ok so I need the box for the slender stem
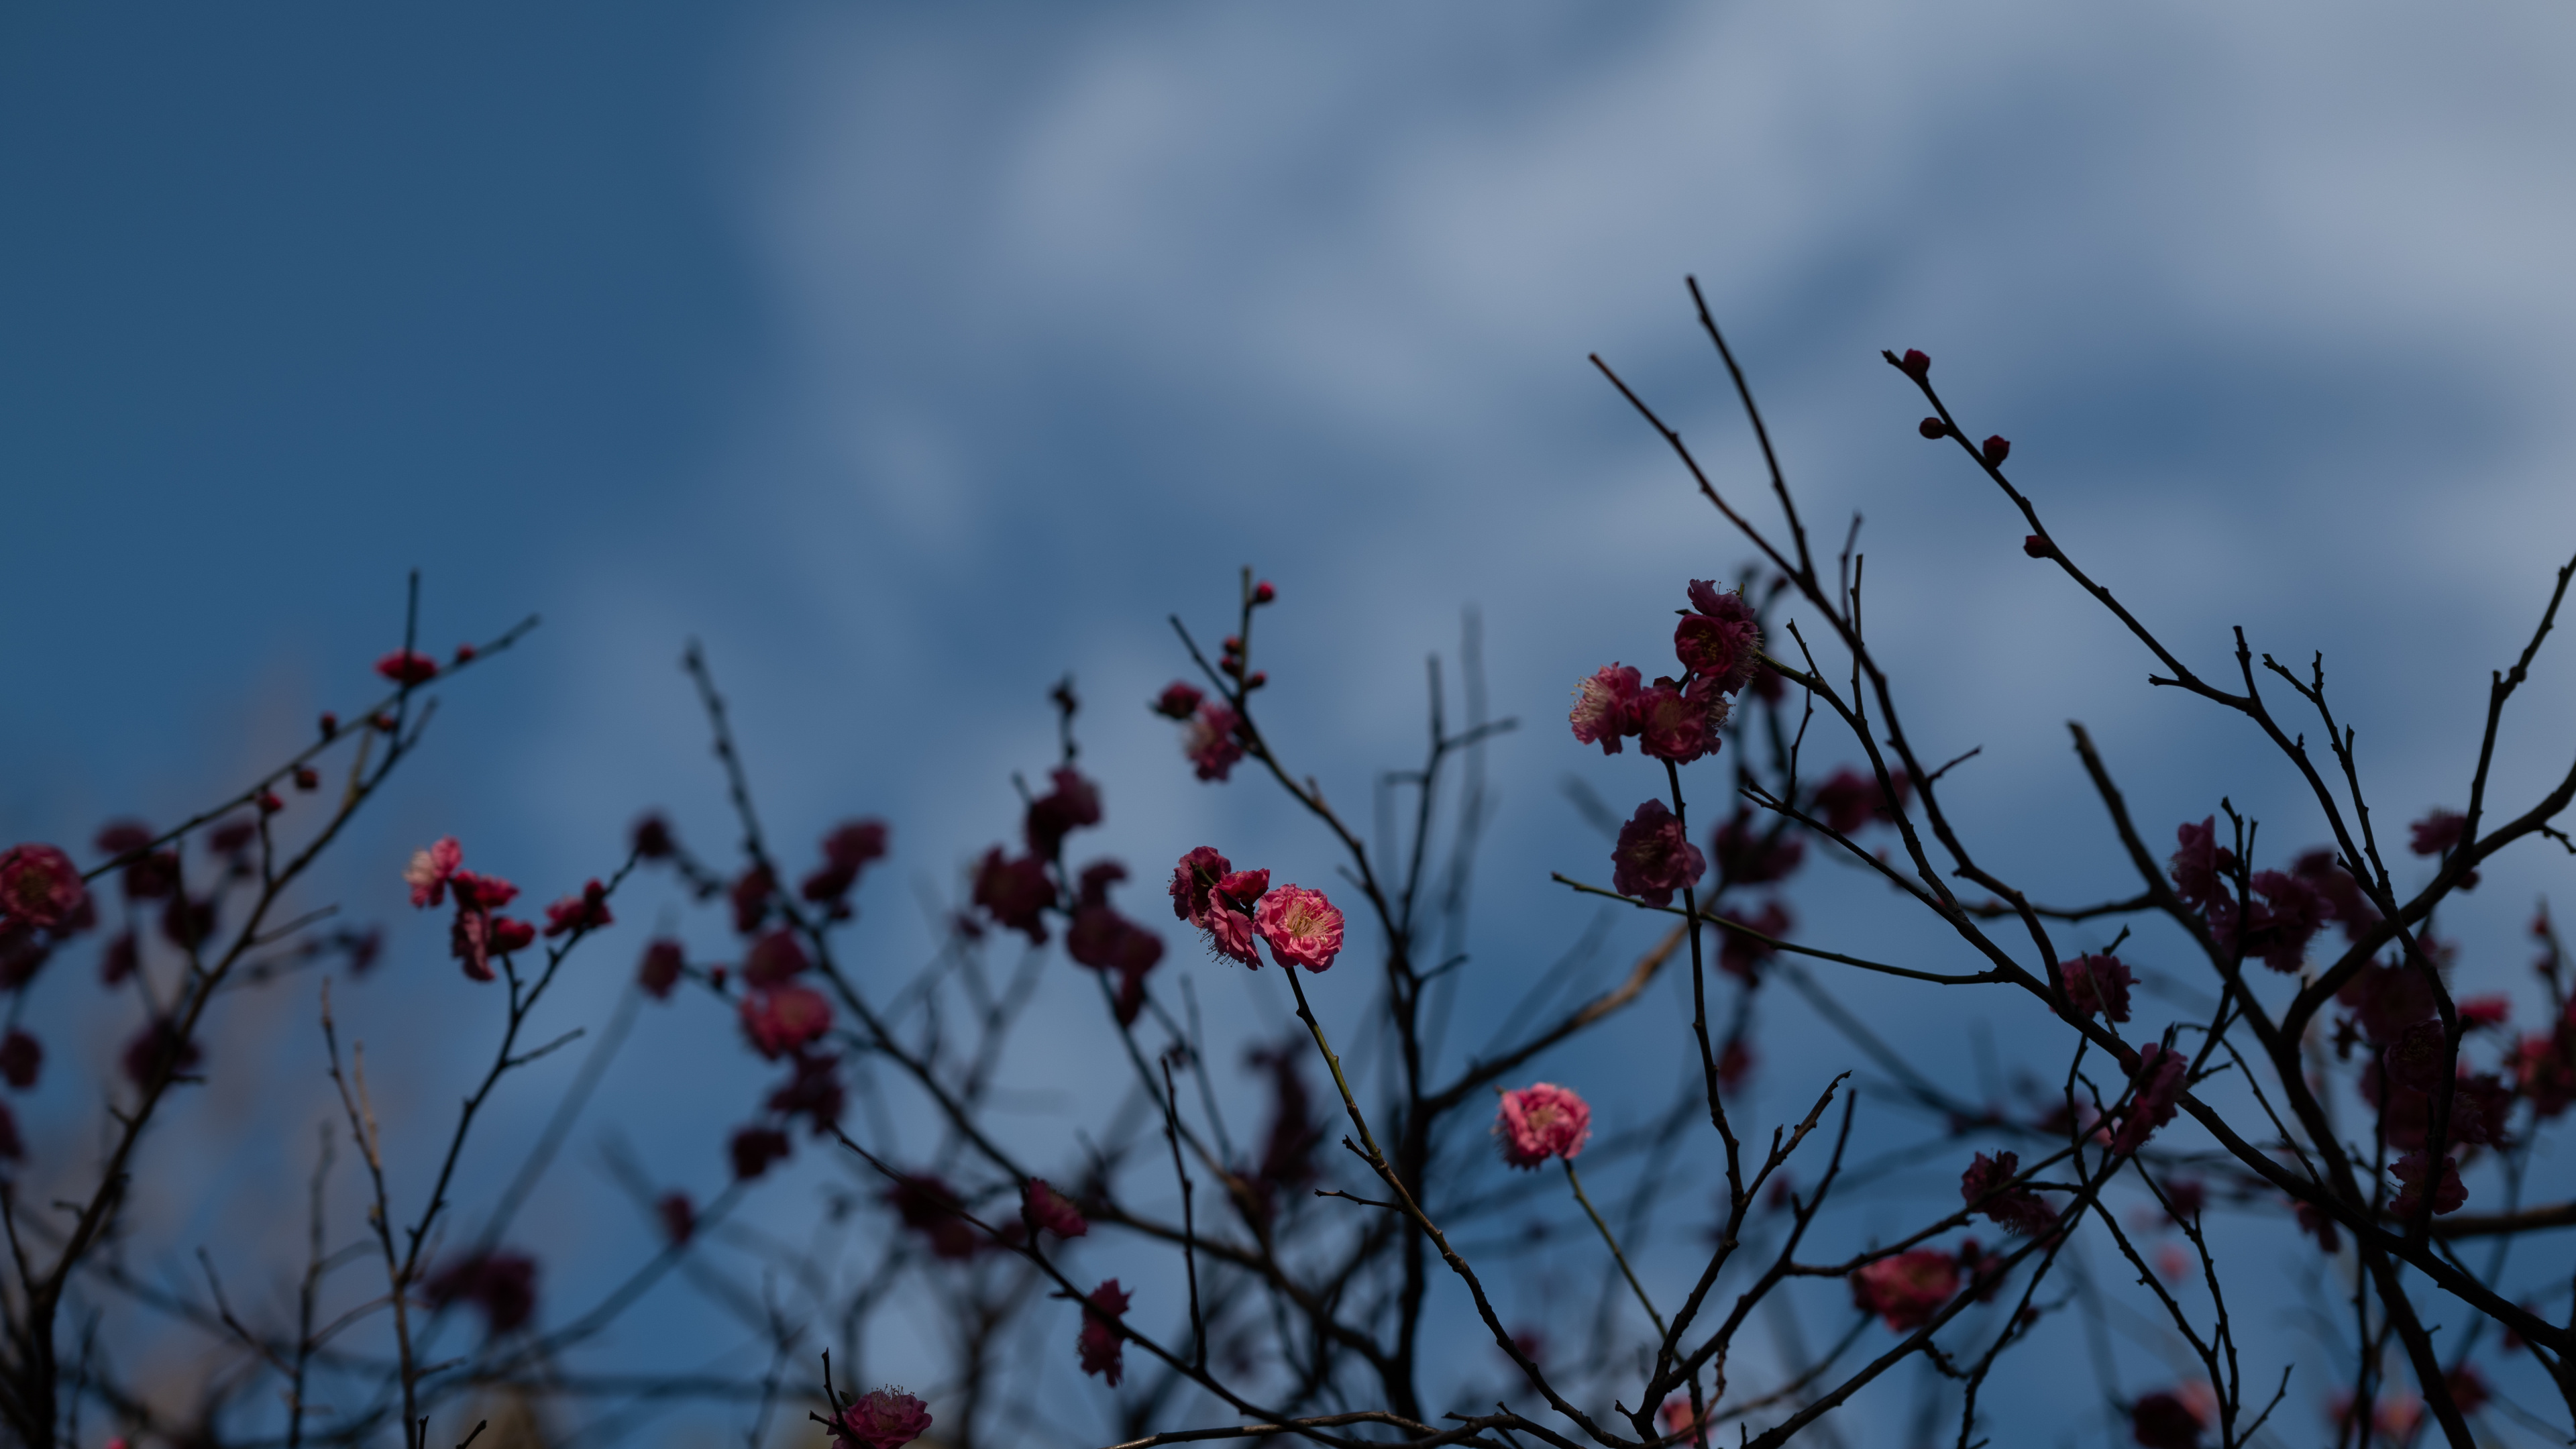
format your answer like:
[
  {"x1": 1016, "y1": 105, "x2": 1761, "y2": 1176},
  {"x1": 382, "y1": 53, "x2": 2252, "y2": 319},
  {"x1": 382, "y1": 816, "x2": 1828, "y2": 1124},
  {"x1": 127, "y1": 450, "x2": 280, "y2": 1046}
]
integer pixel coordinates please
[{"x1": 1564, "y1": 1161, "x2": 1666, "y2": 1339}]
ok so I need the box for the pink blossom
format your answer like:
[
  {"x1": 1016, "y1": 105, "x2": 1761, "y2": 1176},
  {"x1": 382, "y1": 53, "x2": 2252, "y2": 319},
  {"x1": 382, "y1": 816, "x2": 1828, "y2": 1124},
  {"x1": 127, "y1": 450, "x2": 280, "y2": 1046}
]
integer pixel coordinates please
[
  {"x1": 2167, "y1": 818, "x2": 2233, "y2": 914},
  {"x1": 837, "y1": 1388, "x2": 933, "y2": 1449},
  {"x1": 0, "y1": 845, "x2": 87, "y2": 932},
  {"x1": 1184, "y1": 702, "x2": 1246, "y2": 782},
  {"x1": 1169, "y1": 847, "x2": 1231, "y2": 926},
  {"x1": 1611, "y1": 800, "x2": 1704, "y2": 906},
  {"x1": 637, "y1": 938, "x2": 685, "y2": 999},
  {"x1": 541, "y1": 879, "x2": 613, "y2": 938},
  {"x1": 2057, "y1": 953, "x2": 2135, "y2": 1022},
  {"x1": 884, "y1": 1174, "x2": 983, "y2": 1258},
  {"x1": 1959, "y1": 1151, "x2": 2055, "y2": 1236},
  {"x1": 448, "y1": 869, "x2": 519, "y2": 912},
  {"x1": 741, "y1": 928, "x2": 810, "y2": 987},
  {"x1": 1026, "y1": 1178, "x2": 1088, "y2": 1238},
  {"x1": 2128, "y1": 1390, "x2": 2205, "y2": 1449},
  {"x1": 1077, "y1": 1279, "x2": 1132, "y2": 1385},
  {"x1": 1493, "y1": 1082, "x2": 1591, "y2": 1169},
  {"x1": 1897, "y1": 349, "x2": 1931, "y2": 380},
  {"x1": 972, "y1": 849, "x2": 1053, "y2": 944},
  {"x1": 373, "y1": 649, "x2": 439, "y2": 686},
  {"x1": 741, "y1": 983, "x2": 833, "y2": 1060},
  {"x1": 802, "y1": 819, "x2": 892, "y2": 906},
  {"x1": 1152, "y1": 682, "x2": 1205, "y2": 719},
  {"x1": 449, "y1": 910, "x2": 534, "y2": 981},
  {"x1": 1192, "y1": 868, "x2": 1269, "y2": 967},
  {"x1": 1024, "y1": 767, "x2": 1103, "y2": 856},
  {"x1": 1717, "y1": 900, "x2": 1792, "y2": 983},
  {"x1": 1676, "y1": 583, "x2": 1762, "y2": 694},
  {"x1": 0, "y1": 1030, "x2": 41, "y2": 1091},
  {"x1": 1568, "y1": 664, "x2": 1643, "y2": 754},
  {"x1": 1255, "y1": 885, "x2": 1345, "y2": 972},
  {"x1": 1849, "y1": 1250, "x2": 1958, "y2": 1331},
  {"x1": 766, "y1": 1050, "x2": 845, "y2": 1136},
  {"x1": 1634, "y1": 680, "x2": 1723, "y2": 763},
  {"x1": 2409, "y1": 808, "x2": 2466, "y2": 857},
  {"x1": 2108, "y1": 1044, "x2": 2188, "y2": 1156},
  {"x1": 730, "y1": 863, "x2": 775, "y2": 934}
]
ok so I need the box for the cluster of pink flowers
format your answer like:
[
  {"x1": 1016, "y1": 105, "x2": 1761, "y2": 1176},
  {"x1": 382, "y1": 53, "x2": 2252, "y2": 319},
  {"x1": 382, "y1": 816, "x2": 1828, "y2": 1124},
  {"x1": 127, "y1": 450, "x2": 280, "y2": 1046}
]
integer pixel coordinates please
[
  {"x1": 1848, "y1": 1248, "x2": 1957, "y2": 1332},
  {"x1": 404, "y1": 837, "x2": 543, "y2": 982},
  {"x1": 1169, "y1": 849, "x2": 1344, "y2": 973},
  {"x1": 1024, "y1": 1178, "x2": 1088, "y2": 1239},
  {"x1": 2106, "y1": 1044, "x2": 2189, "y2": 1156},
  {"x1": 2167, "y1": 818, "x2": 2330, "y2": 973},
  {"x1": 1568, "y1": 581, "x2": 1760, "y2": 763},
  {"x1": 2056, "y1": 952, "x2": 2134, "y2": 1022},
  {"x1": 1077, "y1": 1279, "x2": 1131, "y2": 1385},
  {"x1": 1493, "y1": 1081, "x2": 1591, "y2": 1169}
]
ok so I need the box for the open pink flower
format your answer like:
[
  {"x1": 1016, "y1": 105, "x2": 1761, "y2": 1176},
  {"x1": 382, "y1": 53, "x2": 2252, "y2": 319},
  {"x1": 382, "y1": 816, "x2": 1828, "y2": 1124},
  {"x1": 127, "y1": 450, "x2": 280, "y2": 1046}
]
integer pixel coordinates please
[
  {"x1": 1675, "y1": 583, "x2": 1762, "y2": 694},
  {"x1": 741, "y1": 983, "x2": 833, "y2": 1060},
  {"x1": 1959, "y1": 1151, "x2": 2055, "y2": 1236},
  {"x1": 2057, "y1": 953, "x2": 2134, "y2": 1022},
  {"x1": 1494, "y1": 1082, "x2": 1591, "y2": 1169},
  {"x1": 1254, "y1": 885, "x2": 1344, "y2": 971},
  {"x1": 837, "y1": 1388, "x2": 933, "y2": 1449},
  {"x1": 1169, "y1": 847, "x2": 1230, "y2": 926},
  {"x1": 1026, "y1": 1178, "x2": 1088, "y2": 1238},
  {"x1": 1077, "y1": 1279, "x2": 1132, "y2": 1385},
  {"x1": 1569, "y1": 664, "x2": 1643, "y2": 754},
  {"x1": 0, "y1": 845, "x2": 87, "y2": 933},
  {"x1": 541, "y1": 879, "x2": 613, "y2": 938},
  {"x1": 1850, "y1": 1249, "x2": 1957, "y2": 1331},
  {"x1": 405, "y1": 839, "x2": 462, "y2": 908},
  {"x1": 1192, "y1": 868, "x2": 1269, "y2": 967}
]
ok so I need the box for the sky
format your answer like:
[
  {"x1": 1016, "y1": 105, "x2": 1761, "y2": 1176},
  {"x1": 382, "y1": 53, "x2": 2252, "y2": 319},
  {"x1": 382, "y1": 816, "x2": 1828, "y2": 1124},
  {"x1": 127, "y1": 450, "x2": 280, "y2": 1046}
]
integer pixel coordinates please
[{"x1": 6, "y1": 3, "x2": 2576, "y2": 1446}]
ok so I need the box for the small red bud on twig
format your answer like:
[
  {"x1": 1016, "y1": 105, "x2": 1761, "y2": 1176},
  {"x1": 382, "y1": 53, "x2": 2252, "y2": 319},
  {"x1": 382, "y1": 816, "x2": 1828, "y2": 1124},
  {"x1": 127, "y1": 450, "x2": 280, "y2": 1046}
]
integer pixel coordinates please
[
  {"x1": 453, "y1": 643, "x2": 478, "y2": 664},
  {"x1": 2023, "y1": 535, "x2": 2052, "y2": 559},
  {"x1": 1898, "y1": 349, "x2": 1931, "y2": 380},
  {"x1": 258, "y1": 791, "x2": 284, "y2": 815},
  {"x1": 318, "y1": 712, "x2": 339, "y2": 739},
  {"x1": 1919, "y1": 417, "x2": 1948, "y2": 440},
  {"x1": 1982, "y1": 435, "x2": 2011, "y2": 466},
  {"x1": 1246, "y1": 672, "x2": 1268, "y2": 690},
  {"x1": 1252, "y1": 580, "x2": 1277, "y2": 604},
  {"x1": 294, "y1": 766, "x2": 321, "y2": 791}
]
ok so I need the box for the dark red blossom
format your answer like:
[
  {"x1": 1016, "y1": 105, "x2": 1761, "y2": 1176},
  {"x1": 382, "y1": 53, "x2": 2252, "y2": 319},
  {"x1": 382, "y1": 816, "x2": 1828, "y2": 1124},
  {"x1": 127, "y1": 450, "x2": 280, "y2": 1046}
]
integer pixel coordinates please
[
  {"x1": 1717, "y1": 901, "x2": 1792, "y2": 984},
  {"x1": 1152, "y1": 682, "x2": 1205, "y2": 719},
  {"x1": 2058, "y1": 953, "x2": 2135, "y2": 1022},
  {"x1": 0, "y1": 1031, "x2": 40, "y2": 1091},
  {"x1": 1611, "y1": 800, "x2": 1705, "y2": 906},
  {"x1": 99, "y1": 932, "x2": 137, "y2": 987},
  {"x1": 1025, "y1": 1179, "x2": 1087, "y2": 1238},
  {"x1": 836, "y1": 1389, "x2": 933, "y2": 1449},
  {"x1": 2167, "y1": 818, "x2": 2233, "y2": 914},
  {"x1": 741, "y1": 928, "x2": 810, "y2": 987},
  {"x1": 2234, "y1": 870, "x2": 2326, "y2": 972},
  {"x1": 729, "y1": 864, "x2": 775, "y2": 935},
  {"x1": 1960, "y1": 1151, "x2": 2055, "y2": 1236},
  {"x1": 887, "y1": 1175, "x2": 983, "y2": 1260},
  {"x1": 2108, "y1": 1044, "x2": 2187, "y2": 1156},
  {"x1": 1077, "y1": 1279, "x2": 1132, "y2": 1385},
  {"x1": 448, "y1": 869, "x2": 519, "y2": 913},
  {"x1": 1024, "y1": 768, "x2": 1102, "y2": 857},
  {"x1": 425, "y1": 1251, "x2": 537, "y2": 1336},
  {"x1": 2382, "y1": 1020, "x2": 2447, "y2": 1093},
  {"x1": 2290, "y1": 849, "x2": 2379, "y2": 941},
  {"x1": 741, "y1": 985, "x2": 833, "y2": 1060},
  {"x1": 2509, "y1": 1018, "x2": 2576, "y2": 1119},
  {"x1": 972, "y1": 850, "x2": 1053, "y2": 944},
  {"x1": 765, "y1": 1051, "x2": 845, "y2": 1136},
  {"x1": 1169, "y1": 848, "x2": 1230, "y2": 927},
  {"x1": 0, "y1": 846, "x2": 87, "y2": 932},
  {"x1": 373, "y1": 649, "x2": 439, "y2": 686},
  {"x1": 2023, "y1": 535, "x2": 2052, "y2": 558},
  {"x1": 293, "y1": 766, "x2": 320, "y2": 791},
  {"x1": 1898, "y1": 349, "x2": 1931, "y2": 380},
  {"x1": 1980, "y1": 435, "x2": 2010, "y2": 466},
  {"x1": 540, "y1": 879, "x2": 612, "y2": 938},
  {"x1": 1850, "y1": 1250, "x2": 1957, "y2": 1331},
  {"x1": 1711, "y1": 809, "x2": 1804, "y2": 886},
  {"x1": 2409, "y1": 808, "x2": 2466, "y2": 857},
  {"x1": 2390, "y1": 1150, "x2": 2466, "y2": 1217},
  {"x1": 121, "y1": 1019, "x2": 202, "y2": 1087},
  {"x1": 1568, "y1": 664, "x2": 1644, "y2": 755},
  {"x1": 450, "y1": 909, "x2": 534, "y2": 982},
  {"x1": 121, "y1": 849, "x2": 180, "y2": 902},
  {"x1": 801, "y1": 819, "x2": 890, "y2": 907},
  {"x1": 1635, "y1": 680, "x2": 1727, "y2": 763},
  {"x1": 657, "y1": 1191, "x2": 694, "y2": 1244},
  {"x1": 0, "y1": 928, "x2": 49, "y2": 991},
  {"x1": 1676, "y1": 582, "x2": 1762, "y2": 694},
  {"x1": 729, "y1": 1126, "x2": 792, "y2": 1180},
  {"x1": 2128, "y1": 1391, "x2": 2204, "y2": 1449},
  {"x1": 1809, "y1": 767, "x2": 1907, "y2": 835},
  {"x1": 631, "y1": 814, "x2": 676, "y2": 859},
  {"x1": 637, "y1": 938, "x2": 686, "y2": 1000}
]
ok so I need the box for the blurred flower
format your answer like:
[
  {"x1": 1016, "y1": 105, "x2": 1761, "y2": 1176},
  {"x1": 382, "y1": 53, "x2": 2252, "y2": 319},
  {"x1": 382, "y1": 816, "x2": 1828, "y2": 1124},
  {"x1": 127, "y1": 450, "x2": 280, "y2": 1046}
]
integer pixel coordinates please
[
  {"x1": 1959, "y1": 1152, "x2": 2055, "y2": 1236},
  {"x1": 2058, "y1": 953, "x2": 2135, "y2": 1023},
  {"x1": 1850, "y1": 1250, "x2": 1957, "y2": 1331},
  {"x1": 1077, "y1": 1279, "x2": 1132, "y2": 1385},
  {"x1": 1183, "y1": 702, "x2": 1246, "y2": 782},
  {"x1": 837, "y1": 1389, "x2": 932, "y2": 1449},
  {"x1": 1495, "y1": 1083, "x2": 1591, "y2": 1169},
  {"x1": 1611, "y1": 800, "x2": 1705, "y2": 907},
  {"x1": 425, "y1": 1250, "x2": 537, "y2": 1336},
  {"x1": 0, "y1": 845, "x2": 87, "y2": 932},
  {"x1": 373, "y1": 649, "x2": 439, "y2": 686},
  {"x1": 741, "y1": 984, "x2": 833, "y2": 1060},
  {"x1": 1026, "y1": 1179, "x2": 1087, "y2": 1238},
  {"x1": 2108, "y1": 1044, "x2": 2188, "y2": 1156}
]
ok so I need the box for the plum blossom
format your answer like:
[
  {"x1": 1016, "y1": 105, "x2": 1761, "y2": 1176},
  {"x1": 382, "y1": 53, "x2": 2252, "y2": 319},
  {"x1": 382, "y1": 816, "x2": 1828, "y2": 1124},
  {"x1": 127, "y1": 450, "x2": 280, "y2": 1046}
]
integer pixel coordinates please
[
  {"x1": 0, "y1": 845, "x2": 87, "y2": 932},
  {"x1": 2057, "y1": 953, "x2": 2135, "y2": 1022},
  {"x1": 541, "y1": 879, "x2": 612, "y2": 938},
  {"x1": 741, "y1": 928, "x2": 810, "y2": 987},
  {"x1": 729, "y1": 1126, "x2": 791, "y2": 1181},
  {"x1": 1568, "y1": 664, "x2": 1642, "y2": 755},
  {"x1": 637, "y1": 938, "x2": 685, "y2": 999},
  {"x1": 1717, "y1": 900, "x2": 1792, "y2": 984},
  {"x1": 1676, "y1": 582, "x2": 1762, "y2": 694},
  {"x1": 1254, "y1": 885, "x2": 1344, "y2": 971},
  {"x1": 1635, "y1": 680, "x2": 1725, "y2": 763},
  {"x1": 0, "y1": 1030, "x2": 42, "y2": 1091},
  {"x1": 1024, "y1": 768, "x2": 1102, "y2": 857},
  {"x1": 1494, "y1": 1082, "x2": 1591, "y2": 1169},
  {"x1": 802, "y1": 819, "x2": 890, "y2": 908},
  {"x1": 1026, "y1": 1179, "x2": 1088, "y2": 1238},
  {"x1": 1959, "y1": 1151, "x2": 2055, "y2": 1236},
  {"x1": 836, "y1": 1389, "x2": 933, "y2": 1449},
  {"x1": 886, "y1": 1175, "x2": 983, "y2": 1259},
  {"x1": 2409, "y1": 808, "x2": 2467, "y2": 857},
  {"x1": 1077, "y1": 1279, "x2": 1132, "y2": 1385},
  {"x1": 1169, "y1": 847, "x2": 1230, "y2": 926},
  {"x1": 2390, "y1": 1150, "x2": 2466, "y2": 1217},
  {"x1": 2129, "y1": 1390, "x2": 2206, "y2": 1449},
  {"x1": 972, "y1": 849, "x2": 1053, "y2": 943},
  {"x1": 2109, "y1": 1044, "x2": 2188, "y2": 1156},
  {"x1": 425, "y1": 1250, "x2": 538, "y2": 1336},
  {"x1": 1849, "y1": 1250, "x2": 1957, "y2": 1331},
  {"x1": 1183, "y1": 702, "x2": 1246, "y2": 781},
  {"x1": 1151, "y1": 682, "x2": 1205, "y2": 719},
  {"x1": 741, "y1": 983, "x2": 833, "y2": 1060},
  {"x1": 1611, "y1": 800, "x2": 1705, "y2": 906}
]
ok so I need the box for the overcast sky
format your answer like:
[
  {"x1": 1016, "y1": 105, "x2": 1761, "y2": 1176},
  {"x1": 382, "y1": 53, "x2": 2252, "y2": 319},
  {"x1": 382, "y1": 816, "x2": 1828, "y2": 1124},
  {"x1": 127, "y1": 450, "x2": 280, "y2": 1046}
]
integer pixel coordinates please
[{"x1": 6, "y1": 4, "x2": 2576, "y2": 1444}]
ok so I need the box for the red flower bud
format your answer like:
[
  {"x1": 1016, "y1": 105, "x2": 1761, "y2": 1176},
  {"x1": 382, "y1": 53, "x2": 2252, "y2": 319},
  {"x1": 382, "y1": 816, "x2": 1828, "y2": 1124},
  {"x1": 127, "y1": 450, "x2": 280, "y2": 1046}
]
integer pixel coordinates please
[
  {"x1": 1252, "y1": 580, "x2": 1277, "y2": 604},
  {"x1": 1898, "y1": 349, "x2": 1931, "y2": 380},
  {"x1": 453, "y1": 643, "x2": 478, "y2": 664},
  {"x1": 1222, "y1": 636, "x2": 1243, "y2": 655},
  {"x1": 2022, "y1": 535, "x2": 2051, "y2": 559},
  {"x1": 294, "y1": 766, "x2": 321, "y2": 791},
  {"x1": 1246, "y1": 671, "x2": 1268, "y2": 690},
  {"x1": 1918, "y1": 417, "x2": 1947, "y2": 440},
  {"x1": 373, "y1": 649, "x2": 439, "y2": 686},
  {"x1": 258, "y1": 791, "x2": 283, "y2": 815},
  {"x1": 1981, "y1": 435, "x2": 2010, "y2": 466},
  {"x1": 317, "y1": 712, "x2": 338, "y2": 739}
]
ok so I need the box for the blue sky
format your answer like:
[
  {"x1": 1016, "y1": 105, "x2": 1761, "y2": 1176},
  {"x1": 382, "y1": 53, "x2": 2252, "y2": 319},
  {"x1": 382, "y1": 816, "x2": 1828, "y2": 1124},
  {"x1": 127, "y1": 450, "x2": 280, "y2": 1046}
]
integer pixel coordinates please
[{"x1": 7, "y1": 3, "x2": 2576, "y2": 1444}]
